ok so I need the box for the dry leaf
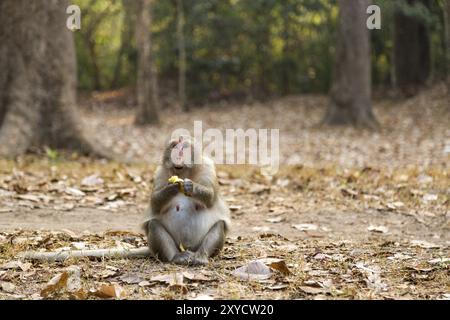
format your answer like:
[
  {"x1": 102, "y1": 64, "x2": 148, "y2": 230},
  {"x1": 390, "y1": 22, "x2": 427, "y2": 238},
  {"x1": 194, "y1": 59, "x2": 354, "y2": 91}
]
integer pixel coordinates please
[
  {"x1": 1, "y1": 281, "x2": 16, "y2": 293},
  {"x1": 1, "y1": 261, "x2": 32, "y2": 272},
  {"x1": 119, "y1": 274, "x2": 143, "y2": 284},
  {"x1": 266, "y1": 217, "x2": 285, "y2": 223},
  {"x1": 299, "y1": 286, "x2": 326, "y2": 295},
  {"x1": 233, "y1": 260, "x2": 272, "y2": 281},
  {"x1": 410, "y1": 240, "x2": 440, "y2": 249},
  {"x1": 81, "y1": 174, "x2": 104, "y2": 187},
  {"x1": 368, "y1": 225, "x2": 389, "y2": 234},
  {"x1": 94, "y1": 284, "x2": 126, "y2": 299},
  {"x1": 151, "y1": 273, "x2": 184, "y2": 286},
  {"x1": 182, "y1": 271, "x2": 211, "y2": 282},
  {"x1": 41, "y1": 272, "x2": 69, "y2": 298},
  {"x1": 65, "y1": 187, "x2": 86, "y2": 197},
  {"x1": 428, "y1": 257, "x2": 450, "y2": 264},
  {"x1": 422, "y1": 194, "x2": 438, "y2": 203},
  {"x1": 292, "y1": 224, "x2": 318, "y2": 231}
]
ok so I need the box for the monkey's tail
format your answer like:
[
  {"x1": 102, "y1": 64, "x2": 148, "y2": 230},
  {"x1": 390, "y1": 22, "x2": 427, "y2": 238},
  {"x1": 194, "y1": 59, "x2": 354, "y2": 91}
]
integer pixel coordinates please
[{"x1": 18, "y1": 247, "x2": 151, "y2": 262}]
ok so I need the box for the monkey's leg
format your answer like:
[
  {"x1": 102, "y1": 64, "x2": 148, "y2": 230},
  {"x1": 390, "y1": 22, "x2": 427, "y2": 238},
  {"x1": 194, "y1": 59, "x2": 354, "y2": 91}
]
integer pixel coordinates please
[
  {"x1": 147, "y1": 220, "x2": 179, "y2": 262},
  {"x1": 172, "y1": 221, "x2": 225, "y2": 266}
]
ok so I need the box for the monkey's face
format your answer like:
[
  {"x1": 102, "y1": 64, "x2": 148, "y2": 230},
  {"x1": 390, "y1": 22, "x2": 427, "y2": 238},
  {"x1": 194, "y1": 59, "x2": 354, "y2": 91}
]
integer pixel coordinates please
[{"x1": 164, "y1": 136, "x2": 195, "y2": 172}]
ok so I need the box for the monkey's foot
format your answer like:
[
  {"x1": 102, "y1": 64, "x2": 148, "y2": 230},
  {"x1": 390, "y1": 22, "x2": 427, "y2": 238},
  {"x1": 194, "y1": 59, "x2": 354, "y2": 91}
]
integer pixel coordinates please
[{"x1": 171, "y1": 251, "x2": 208, "y2": 266}]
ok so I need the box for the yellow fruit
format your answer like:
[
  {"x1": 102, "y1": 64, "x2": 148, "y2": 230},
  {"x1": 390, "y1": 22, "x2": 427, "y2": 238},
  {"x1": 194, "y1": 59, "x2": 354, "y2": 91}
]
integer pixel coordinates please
[{"x1": 168, "y1": 175, "x2": 184, "y2": 193}]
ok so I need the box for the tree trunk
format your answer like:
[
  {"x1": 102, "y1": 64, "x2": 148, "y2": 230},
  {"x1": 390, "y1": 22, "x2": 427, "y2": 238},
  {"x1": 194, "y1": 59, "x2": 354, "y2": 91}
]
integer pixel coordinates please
[
  {"x1": 323, "y1": 0, "x2": 378, "y2": 129},
  {"x1": 176, "y1": 0, "x2": 188, "y2": 112},
  {"x1": 0, "y1": 0, "x2": 105, "y2": 157},
  {"x1": 445, "y1": 0, "x2": 450, "y2": 87},
  {"x1": 393, "y1": 0, "x2": 431, "y2": 96},
  {"x1": 111, "y1": 0, "x2": 135, "y2": 89},
  {"x1": 135, "y1": 0, "x2": 160, "y2": 126}
]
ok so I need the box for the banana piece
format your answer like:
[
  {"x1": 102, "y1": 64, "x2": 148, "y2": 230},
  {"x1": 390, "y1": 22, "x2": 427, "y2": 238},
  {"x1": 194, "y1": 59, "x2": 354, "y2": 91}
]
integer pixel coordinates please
[{"x1": 168, "y1": 175, "x2": 184, "y2": 193}]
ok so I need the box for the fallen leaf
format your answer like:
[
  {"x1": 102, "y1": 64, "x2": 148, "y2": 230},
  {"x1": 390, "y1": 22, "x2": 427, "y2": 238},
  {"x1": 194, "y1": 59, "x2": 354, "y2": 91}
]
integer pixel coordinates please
[
  {"x1": 182, "y1": 271, "x2": 212, "y2": 282},
  {"x1": 410, "y1": 240, "x2": 440, "y2": 249},
  {"x1": 1, "y1": 281, "x2": 16, "y2": 293},
  {"x1": 299, "y1": 286, "x2": 326, "y2": 295},
  {"x1": 93, "y1": 284, "x2": 126, "y2": 299},
  {"x1": 268, "y1": 260, "x2": 291, "y2": 275},
  {"x1": 1, "y1": 261, "x2": 32, "y2": 272},
  {"x1": 151, "y1": 273, "x2": 184, "y2": 286},
  {"x1": 249, "y1": 184, "x2": 270, "y2": 194},
  {"x1": 341, "y1": 188, "x2": 358, "y2": 198},
  {"x1": 233, "y1": 260, "x2": 272, "y2": 281},
  {"x1": 81, "y1": 174, "x2": 104, "y2": 187},
  {"x1": 41, "y1": 266, "x2": 82, "y2": 298},
  {"x1": 40, "y1": 272, "x2": 69, "y2": 298},
  {"x1": 292, "y1": 224, "x2": 318, "y2": 231},
  {"x1": 191, "y1": 294, "x2": 214, "y2": 300},
  {"x1": 266, "y1": 217, "x2": 285, "y2": 223},
  {"x1": 119, "y1": 274, "x2": 144, "y2": 284},
  {"x1": 428, "y1": 257, "x2": 450, "y2": 265},
  {"x1": 16, "y1": 194, "x2": 41, "y2": 202},
  {"x1": 422, "y1": 194, "x2": 438, "y2": 203},
  {"x1": 138, "y1": 281, "x2": 153, "y2": 287},
  {"x1": 267, "y1": 283, "x2": 289, "y2": 290},
  {"x1": 65, "y1": 187, "x2": 85, "y2": 197},
  {"x1": 368, "y1": 225, "x2": 389, "y2": 234}
]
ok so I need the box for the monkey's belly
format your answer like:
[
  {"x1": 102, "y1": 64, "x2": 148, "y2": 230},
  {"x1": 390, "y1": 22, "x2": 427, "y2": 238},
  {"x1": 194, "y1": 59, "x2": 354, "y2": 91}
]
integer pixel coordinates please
[{"x1": 160, "y1": 195, "x2": 217, "y2": 250}]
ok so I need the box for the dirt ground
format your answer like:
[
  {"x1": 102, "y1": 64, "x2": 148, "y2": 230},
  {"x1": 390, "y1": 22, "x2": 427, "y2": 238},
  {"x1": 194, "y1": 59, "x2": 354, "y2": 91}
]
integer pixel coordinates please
[{"x1": 0, "y1": 85, "x2": 448, "y2": 300}]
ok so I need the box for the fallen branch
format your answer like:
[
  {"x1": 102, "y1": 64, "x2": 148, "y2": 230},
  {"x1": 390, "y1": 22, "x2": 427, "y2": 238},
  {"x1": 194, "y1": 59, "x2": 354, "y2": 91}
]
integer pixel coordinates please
[{"x1": 18, "y1": 247, "x2": 151, "y2": 262}]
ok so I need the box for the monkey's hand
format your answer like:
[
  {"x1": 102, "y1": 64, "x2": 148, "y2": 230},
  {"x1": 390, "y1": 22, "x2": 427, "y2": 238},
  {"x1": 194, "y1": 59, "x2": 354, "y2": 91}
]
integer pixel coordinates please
[
  {"x1": 168, "y1": 175, "x2": 185, "y2": 193},
  {"x1": 151, "y1": 183, "x2": 181, "y2": 213},
  {"x1": 183, "y1": 178, "x2": 194, "y2": 196}
]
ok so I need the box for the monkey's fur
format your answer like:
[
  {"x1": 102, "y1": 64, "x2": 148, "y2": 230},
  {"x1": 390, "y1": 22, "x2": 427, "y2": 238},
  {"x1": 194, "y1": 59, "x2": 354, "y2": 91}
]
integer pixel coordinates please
[
  {"x1": 18, "y1": 136, "x2": 230, "y2": 265},
  {"x1": 143, "y1": 136, "x2": 231, "y2": 265}
]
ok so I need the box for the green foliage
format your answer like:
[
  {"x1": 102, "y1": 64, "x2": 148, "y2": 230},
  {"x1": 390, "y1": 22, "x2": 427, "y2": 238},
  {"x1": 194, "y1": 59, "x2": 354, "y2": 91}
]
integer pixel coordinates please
[{"x1": 74, "y1": 0, "x2": 448, "y2": 100}]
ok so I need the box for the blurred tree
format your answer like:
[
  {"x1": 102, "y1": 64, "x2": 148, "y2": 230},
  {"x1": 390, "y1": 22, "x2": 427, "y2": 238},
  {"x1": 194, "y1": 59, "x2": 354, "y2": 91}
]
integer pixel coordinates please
[
  {"x1": 80, "y1": 0, "x2": 118, "y2": 90},
  {"x1": 176, "y1": 0, "x2": 187, "y2": 111},
  {"x1": 0, "y1": 0, "x2": 104, "y2": 157},
  {"x1": 393, "y1": 0, "x2": 432, "y2": 95},
  {"x1": 323, "y1": 0, "x2": 378, "y2": 128},
  {"x1": 111, "y1": 0, "x2": 136, "y2": 88},
  {"x1": 446, "y1": 0, "x2": 450, "y2": 86},
  {"x1": 135, "y1": 0, "x2": 160, "y2": 125}
]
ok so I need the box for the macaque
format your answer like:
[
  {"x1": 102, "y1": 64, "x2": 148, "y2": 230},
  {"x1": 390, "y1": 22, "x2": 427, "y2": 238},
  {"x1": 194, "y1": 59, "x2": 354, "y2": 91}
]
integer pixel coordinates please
[
  {"x1": 18, "y1": 136, "x2": 230, "y2": 265},
  {"x1": 143, "y1": 136, "x2": 231, "y2": 265}
]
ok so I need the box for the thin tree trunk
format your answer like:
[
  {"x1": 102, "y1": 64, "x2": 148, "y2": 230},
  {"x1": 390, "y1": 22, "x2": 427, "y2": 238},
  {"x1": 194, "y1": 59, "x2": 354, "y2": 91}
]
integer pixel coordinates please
[
  {"x1": 135, "y1": 0, "x2": 160, "y2": 126},
  {"x1": 0, "y1": 0, "x2": 112, "y2": 158},
  {"x1": 111, "y1": 0, "x2": 134, "y2": 89},
  {"x1": 393, "y1": 0, "x2": 431, "y2": 96},
  {"x1": 323, "y1": 0, "x2": 378, "y2": 129},
  {"x1": 281, "y1": 3, "x2": 291, "y2": 96},
  {"x1": 445, "y1": 0, "x2": 450, "y2": 87},
  {"x1": 176, "y1": 0, "x2": 188, "y2": 112},
  {"x1": 86, "y1": 37, "x2": 102, "y2": 90}
]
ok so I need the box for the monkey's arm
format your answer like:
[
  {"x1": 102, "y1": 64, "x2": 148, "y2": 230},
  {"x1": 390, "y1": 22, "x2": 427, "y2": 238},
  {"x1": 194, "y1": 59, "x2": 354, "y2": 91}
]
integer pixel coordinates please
[
  {"x1": 190, "y1": 182, "x2": 216, "y2": 207},
  {"x1": 150, "y1": 183, "x2": 180, "y2": 213}
]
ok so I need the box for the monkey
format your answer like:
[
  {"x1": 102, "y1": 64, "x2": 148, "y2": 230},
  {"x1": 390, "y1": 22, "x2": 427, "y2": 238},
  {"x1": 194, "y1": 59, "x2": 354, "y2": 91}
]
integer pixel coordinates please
[
  {"x1": 18, "y1": 136, "x2": 231, "y2": 266},
  {"x1": 143, "y1": 135, "x2": 231, "y2": 265}
]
